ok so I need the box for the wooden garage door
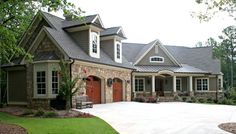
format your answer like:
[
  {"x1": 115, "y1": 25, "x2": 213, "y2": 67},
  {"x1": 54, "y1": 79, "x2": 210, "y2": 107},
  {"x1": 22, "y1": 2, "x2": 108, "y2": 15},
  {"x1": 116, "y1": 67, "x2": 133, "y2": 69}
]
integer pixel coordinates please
[
  {"x1": 86, "y1": 76, "x2": 101, "y2": 104},
  {"x1": 113, "y1": 78, "x2": 122, "y2": 102}
]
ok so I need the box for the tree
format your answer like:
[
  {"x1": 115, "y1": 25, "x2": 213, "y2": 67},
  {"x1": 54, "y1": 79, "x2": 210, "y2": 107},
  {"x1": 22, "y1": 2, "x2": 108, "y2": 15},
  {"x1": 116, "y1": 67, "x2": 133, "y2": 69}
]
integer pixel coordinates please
[
  {"x1": 59, "y1": 60, "x2": 86, "y2": 111},
  {"x1": 0, "y1": 0, "x2": 84, "y2": 63},
  {"x1": 194, "y1": 0, "x2": 236, "y2": 21}
]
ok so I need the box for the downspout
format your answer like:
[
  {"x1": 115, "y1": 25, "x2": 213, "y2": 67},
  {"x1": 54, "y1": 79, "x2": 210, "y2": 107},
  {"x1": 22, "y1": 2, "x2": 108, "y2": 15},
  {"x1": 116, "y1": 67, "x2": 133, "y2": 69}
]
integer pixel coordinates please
[{"x1": 69, "y1": 58, "x2": 75, "y2": 108}]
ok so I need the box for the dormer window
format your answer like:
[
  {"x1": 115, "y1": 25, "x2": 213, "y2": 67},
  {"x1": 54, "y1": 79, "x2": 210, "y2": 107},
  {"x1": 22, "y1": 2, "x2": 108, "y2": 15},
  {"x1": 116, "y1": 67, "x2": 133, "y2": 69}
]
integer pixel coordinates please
[
  {"x1": 114, "y1": 41, "x2": 122, "y2": 63},
  {"x1": 150, "y1": 56, "x2": 164, "y2": 63},
  {"x1": 90, "y1": 32, "x2": 100, "y2": 58}
]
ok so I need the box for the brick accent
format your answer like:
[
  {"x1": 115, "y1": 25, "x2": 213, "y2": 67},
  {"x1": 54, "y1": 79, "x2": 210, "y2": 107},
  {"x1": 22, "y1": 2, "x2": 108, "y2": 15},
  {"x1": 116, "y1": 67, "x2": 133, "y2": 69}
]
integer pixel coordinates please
[{"x1": 71, "y1": 61, "x2": 132, "y2": 107}]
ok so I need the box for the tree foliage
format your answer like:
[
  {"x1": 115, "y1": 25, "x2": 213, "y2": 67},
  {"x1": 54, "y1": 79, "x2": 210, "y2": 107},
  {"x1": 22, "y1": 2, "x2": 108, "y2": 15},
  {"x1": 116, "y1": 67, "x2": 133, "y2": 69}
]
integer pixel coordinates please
[
  {"x1": 194, "y1": 0, "x2": 236, "y2": 21},
  {"x1": 59, "y1": 60, "x2": 86, "y2": 111},
  {"x1": 0, "y1": 0, "x2": 84, "y2": 63}
]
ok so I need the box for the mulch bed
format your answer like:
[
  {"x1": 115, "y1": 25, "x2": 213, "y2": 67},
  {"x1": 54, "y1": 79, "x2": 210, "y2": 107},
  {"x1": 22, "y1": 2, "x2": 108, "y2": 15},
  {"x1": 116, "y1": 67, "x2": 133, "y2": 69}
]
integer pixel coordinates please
[
  {"x1": 219, "y1": 122, "x2": 236, "y2": 134},
  {"x1": 0, "y1": 106, "x2": 93, "y2": 118},
  {"x1": 0, "y1": 123, "x2": 27, "y2": 134}
]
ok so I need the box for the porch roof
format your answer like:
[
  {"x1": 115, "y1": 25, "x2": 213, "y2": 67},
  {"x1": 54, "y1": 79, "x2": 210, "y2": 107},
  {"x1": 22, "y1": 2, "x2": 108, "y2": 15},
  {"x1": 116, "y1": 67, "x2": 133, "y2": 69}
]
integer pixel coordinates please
[{"x1": 134, "y1": 64, "x2": 210, "y2": 74}]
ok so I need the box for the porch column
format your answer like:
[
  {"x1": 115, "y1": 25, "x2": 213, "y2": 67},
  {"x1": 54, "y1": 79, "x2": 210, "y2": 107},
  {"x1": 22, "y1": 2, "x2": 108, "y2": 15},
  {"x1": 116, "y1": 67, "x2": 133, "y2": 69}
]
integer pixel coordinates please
[
  {"x1": 173, "y1": 76, "x2": 177, "y2": 96},
  {"x1": 189, "y1": 76, "x2": 194, "y2": 96},
  {"x1": 152, "y1": 75, "x2": 156, "y2": 97},
  {"x1": 132, "y1": 75, "x2": 136, "y2": 98}
]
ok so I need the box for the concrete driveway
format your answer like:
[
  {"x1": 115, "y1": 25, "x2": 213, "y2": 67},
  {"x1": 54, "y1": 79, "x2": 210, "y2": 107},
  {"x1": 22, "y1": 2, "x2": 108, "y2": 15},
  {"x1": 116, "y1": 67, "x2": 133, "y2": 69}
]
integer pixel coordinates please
[{"x1": 77, "y1": 102, "x2": 236, "y2": 134}]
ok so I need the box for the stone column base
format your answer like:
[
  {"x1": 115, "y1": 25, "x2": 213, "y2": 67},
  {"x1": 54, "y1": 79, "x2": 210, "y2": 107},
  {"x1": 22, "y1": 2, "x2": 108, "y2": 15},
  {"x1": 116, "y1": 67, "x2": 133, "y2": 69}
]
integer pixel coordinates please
[
  {"x1": 189, "y1": 91, "x2": 194, "y2": 97},
  {"x1": 173, "y1": 92, "x2": 178, "y2": 97},
  {"x1": 152, "y1": 92, "x2": 156, "y2": 97}
]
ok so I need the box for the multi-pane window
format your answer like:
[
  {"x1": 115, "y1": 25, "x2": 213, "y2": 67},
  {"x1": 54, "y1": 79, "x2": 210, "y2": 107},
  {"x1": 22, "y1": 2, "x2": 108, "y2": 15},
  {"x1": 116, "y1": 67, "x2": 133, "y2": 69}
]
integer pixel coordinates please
[
  {"x1": 135, "y1": 78, "x2": 145, "y2": 92},
  {"x1": 37, "y1": 71, "x2": 46, "y2": 94},
  {"x1": 92, "y1": 32, "x2": 98, "y2": 54},
  {"x1": 176, "y1": 78, "x2": 182, "y2": 91},
  {"x1": 196, "y1": 78, "x2": 208, "y2": 91},
  {"x1": 150, "y1": 56, "x2": 164, "y2": 63},
  {"x1": 52, "y1": 71, "x2": 59, "y2": 94},
  {"x1": 218, "y1": 78, "x2": 222, "y2": 90},
  {"x1": 117, "y1": 43, "x2": 120, "y2": 59}
]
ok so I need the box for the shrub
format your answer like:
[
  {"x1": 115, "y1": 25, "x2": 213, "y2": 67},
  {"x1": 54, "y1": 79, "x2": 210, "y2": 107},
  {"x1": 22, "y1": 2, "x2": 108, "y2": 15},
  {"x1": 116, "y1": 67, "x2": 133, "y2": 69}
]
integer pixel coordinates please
[
  {"x1": 198, "y1": 98, "x2": 206, "y2": 103},
  {"x1": 34, "y1": 110, "x2": 45, "y2": 117},
  {"x1": 190, "y1": 97, "x2": 197, "y2": 103},
  {"x1": 146, "y1": 97, "x2": 157, "y2": 103},
  {"x1": 174, "y1": 95, "x2": 182, "y2": 101},
  {"x1": 182, "y1": 97, "x2": 187, "y2": 102},
  {"x1": 221, "y1": 99, "x2": 234, "y2": 105},
  {"x1": 134, "y1": 97, "x2": 145, "y2": 102},
  {"x1": 44, "y1": 111, "x2": 58, "y2": 118},
  {"x1": 206, "y1": 98, "x2": 214, "y2": 103},
  {"x1": 22, "y1": 109, "x2": 34, "y2": 116}
]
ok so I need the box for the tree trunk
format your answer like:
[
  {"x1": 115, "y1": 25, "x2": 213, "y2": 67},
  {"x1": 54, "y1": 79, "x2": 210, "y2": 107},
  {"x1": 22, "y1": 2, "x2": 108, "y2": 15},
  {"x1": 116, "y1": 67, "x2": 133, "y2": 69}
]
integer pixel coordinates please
[{"x1": 66, "y1": 95, "x2": 71, "y2": 112}]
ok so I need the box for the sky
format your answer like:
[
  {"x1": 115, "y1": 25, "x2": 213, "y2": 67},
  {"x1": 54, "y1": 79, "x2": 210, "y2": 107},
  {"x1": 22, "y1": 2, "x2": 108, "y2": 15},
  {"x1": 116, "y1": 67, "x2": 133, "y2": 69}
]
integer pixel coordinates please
[{"x1": 57, "y1": 0, "x2": 236, "y2": 47}]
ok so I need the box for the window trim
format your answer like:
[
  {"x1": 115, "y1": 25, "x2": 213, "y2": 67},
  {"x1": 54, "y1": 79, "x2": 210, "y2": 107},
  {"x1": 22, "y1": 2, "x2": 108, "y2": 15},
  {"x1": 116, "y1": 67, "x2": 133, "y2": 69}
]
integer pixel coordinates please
[
  {"x1": 176, "y1": 78, "x2": 182, "y2": 91},
  {"x1": 195, "y1": 78, "x2": 209, "y2": 91},
  {"x1": 90, "y1": 32, "x2": 100, "y2": 58},
  {"x1": 149, "y1": 56, "x2": 164, "y2": 63},
  {"x1": 114, "y1": 41, "x2": 122, "y2": 63},
  {"x1": 51, "y1": 71, "x2": 59, "y2": 94},
  {"x1": 135, "y1": 78, "x2": 145, "y2": 92},
  {"x1": 36, "y1": 71, "x2": 47, "y2": 96}
]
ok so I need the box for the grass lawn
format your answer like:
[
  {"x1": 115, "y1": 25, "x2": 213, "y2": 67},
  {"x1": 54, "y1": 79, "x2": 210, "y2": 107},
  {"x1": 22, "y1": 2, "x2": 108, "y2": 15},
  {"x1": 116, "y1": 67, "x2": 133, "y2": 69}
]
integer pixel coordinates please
[{"x1": 0, "y1": 112, "x2": 118, "y2": 134}]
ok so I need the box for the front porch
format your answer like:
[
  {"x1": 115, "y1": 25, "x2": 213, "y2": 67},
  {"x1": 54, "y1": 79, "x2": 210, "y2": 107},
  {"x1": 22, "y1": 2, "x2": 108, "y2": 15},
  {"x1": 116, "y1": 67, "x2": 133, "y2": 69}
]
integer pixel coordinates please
[{"x1": 132, "y1": 71, "x2": 195, "y2": 100}]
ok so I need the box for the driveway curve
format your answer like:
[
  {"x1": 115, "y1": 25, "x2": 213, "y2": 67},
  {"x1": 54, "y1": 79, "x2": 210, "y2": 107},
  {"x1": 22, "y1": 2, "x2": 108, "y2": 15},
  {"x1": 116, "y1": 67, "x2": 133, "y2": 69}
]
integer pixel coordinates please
[{"x1": 77, "y1": 102, "x2": 236, "y2": 134}]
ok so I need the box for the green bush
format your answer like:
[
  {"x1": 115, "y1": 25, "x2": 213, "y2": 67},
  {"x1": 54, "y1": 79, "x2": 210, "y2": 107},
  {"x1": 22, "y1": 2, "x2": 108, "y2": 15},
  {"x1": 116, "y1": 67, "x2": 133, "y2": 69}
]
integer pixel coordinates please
[
  {"x1": 198, "y1": 98, "x2": 206, "y2": 103},
  {"x1": 190, "y1": 97, "x2": 197, "y2": 103},
  {"x1": 182, "y1": 97, "x2": 187, "y2": 102},
  {"x1": 44, "y1": 111, "x2": 58, "y2": 118},
  {"x1": 174, "y1": 95, "x2": 182, "y2": 101},
  {"x1": 221, "y1": 99, "x2": 235, "y2": 105},
  {"x1": 34, "y1": 110, "x2": 45, "y2": 117},
  {"x1": 206, "y1": 98, "x2": 214, "y2": 103},
  {"x1": 22, "y1": 109, "x2": 34, "y2": 116}
]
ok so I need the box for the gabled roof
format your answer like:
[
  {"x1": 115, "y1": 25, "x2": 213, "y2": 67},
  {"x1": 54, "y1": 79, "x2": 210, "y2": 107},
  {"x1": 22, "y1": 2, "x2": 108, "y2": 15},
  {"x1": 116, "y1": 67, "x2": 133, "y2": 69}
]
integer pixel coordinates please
[
  {"x1": 100, "y1": 27, "x2": 126, "y2": 39},
  {"x1": 132, "y1": 39, "x2": 181, "y2": 66},
  {"x1": 62, "y1": 14, "x2": 104, "y2": 29}
]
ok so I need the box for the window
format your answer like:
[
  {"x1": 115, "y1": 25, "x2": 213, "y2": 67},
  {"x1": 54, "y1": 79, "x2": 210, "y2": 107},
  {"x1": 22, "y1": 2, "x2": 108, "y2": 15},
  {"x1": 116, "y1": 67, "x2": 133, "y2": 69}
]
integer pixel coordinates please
[
  {"x1": 176, "y1": 78, "x2": 182, "y2": 91},
  {"x1": 135, "y1": 78, "x2": 145, "y2": 92},
  {"x1": 52, "y1": 71, "x2": 59, "y2": 94},
  {"x1": 150, "y1": 56, "x2": 164, "y2": 63},
  {"x1": 218, "y1": 78, "x2": 222, "y2": 90},
  {"x1": 117, "y1": 43, "x2": 121, "y2": 59},
  {"x1": 37, "y1": 71, "x2": 46, "y2": 95},
  {"x1": 196, "y1": 78, "x2": 208, "y2": 91},
  {"x1": 90, "y1": 32, "x2": 100, "y2": 58}
]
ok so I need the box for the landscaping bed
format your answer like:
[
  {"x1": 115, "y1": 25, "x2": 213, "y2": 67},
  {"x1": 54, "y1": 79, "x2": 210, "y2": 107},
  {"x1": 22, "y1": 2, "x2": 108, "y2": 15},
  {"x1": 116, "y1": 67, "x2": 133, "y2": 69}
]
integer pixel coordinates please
[
  {"x1": 219, "y1": 122, "x2": 236, "y2": 134},
  {"x1": 0, "y1": 123, "x2": 27, "y2": 134}
]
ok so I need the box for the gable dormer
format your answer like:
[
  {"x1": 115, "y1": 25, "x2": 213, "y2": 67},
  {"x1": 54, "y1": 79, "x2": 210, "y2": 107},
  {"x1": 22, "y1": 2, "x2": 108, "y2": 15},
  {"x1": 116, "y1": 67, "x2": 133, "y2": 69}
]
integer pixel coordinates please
[
  {"x1": 134, "y1": 39, "x2": 181, "y2": 66},
  {"x1": 100, "y1": 27, "x2": 126, "y2": 63},
  {"x1": 63, "y1": 14, "x2": 104, "y2": 58}
]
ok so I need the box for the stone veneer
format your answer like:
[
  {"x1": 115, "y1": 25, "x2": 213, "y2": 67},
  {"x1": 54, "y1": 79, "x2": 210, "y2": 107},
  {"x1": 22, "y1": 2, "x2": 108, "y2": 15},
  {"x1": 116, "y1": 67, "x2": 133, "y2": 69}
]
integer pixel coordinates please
[
  {"x1": 71, "y1": 61, "x2": 132, "y2": 107},
  {"x1": 194, "y1": 91, "x2": 224, "y2": 101}
]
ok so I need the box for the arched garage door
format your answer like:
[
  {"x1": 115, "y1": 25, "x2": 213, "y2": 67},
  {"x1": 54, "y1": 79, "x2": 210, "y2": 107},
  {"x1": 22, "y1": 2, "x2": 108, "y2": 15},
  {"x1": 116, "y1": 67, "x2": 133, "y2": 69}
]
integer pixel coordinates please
[
  {"x1": 86, "y1": 76, "x2": 101, "y2": 104},
  {"x1": 113, "y1": 78, "x2": 123, "y2": 102}
]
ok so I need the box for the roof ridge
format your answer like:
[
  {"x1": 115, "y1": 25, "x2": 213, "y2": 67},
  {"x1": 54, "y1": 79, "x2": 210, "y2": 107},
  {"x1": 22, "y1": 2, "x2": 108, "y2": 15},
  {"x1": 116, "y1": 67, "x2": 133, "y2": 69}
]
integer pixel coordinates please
[{"x1": 40, "y1": 11, "x2": 64, "y2": 20}]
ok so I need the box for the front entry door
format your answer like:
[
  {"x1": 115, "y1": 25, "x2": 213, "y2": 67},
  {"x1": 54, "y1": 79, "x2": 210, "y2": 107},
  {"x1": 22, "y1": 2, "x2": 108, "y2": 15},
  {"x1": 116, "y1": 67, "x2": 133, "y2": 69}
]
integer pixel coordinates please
[{"x1": 155, "y1": 79, "x2": 164, "y2": 96}]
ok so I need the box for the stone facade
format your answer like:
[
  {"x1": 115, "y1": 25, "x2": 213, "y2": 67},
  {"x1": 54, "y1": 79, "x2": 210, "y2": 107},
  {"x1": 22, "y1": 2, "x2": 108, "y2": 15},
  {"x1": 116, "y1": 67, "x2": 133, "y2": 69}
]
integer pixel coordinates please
[
  {"x1": 71, "y1": 61, "x2": 132, "y2": 107},
  {"x1": 194, "y1": 91, "x2": 224, "y2": 101}
]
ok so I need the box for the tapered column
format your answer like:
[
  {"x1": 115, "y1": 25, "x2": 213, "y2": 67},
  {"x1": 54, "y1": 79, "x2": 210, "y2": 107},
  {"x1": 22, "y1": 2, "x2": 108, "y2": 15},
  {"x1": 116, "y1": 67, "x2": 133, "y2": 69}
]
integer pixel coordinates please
[
  {"x1": 152, "y1": 75, "x2": 155, "y2": 93},
  {"x1": 132, "y1": 75, "x2": 136, "y2": 97},
  {"x1": 189, "y1": 76, "x2": 194, "y2": 96},
  {"x1": 173, "y1": 75, "x2": 176, "y2": 92}
]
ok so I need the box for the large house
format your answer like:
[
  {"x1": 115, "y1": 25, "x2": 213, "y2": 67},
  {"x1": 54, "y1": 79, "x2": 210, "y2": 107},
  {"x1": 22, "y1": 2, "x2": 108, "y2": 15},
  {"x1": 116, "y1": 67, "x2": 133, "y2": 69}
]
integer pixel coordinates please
[{"x1": 3, "y1": 11, "x2": 223, "y2": 108}]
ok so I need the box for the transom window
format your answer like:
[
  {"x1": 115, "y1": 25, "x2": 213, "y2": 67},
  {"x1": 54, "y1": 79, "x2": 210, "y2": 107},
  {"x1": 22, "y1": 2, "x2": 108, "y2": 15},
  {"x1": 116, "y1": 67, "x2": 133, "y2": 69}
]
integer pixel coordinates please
[
  {"x1": 176, "y1": 78, "x2": 182, "y2": 91},
  {"x1": 52, "y1": 71, "x2": 59, "y2": 94},
  {"x1": 196, "y1": 78, "x2": 208, "y2": 91},
  {"x1": 117, "y1": 43, "x2": 121, "y2": 59},
  {"x1": 150, "y1": 56, "x2": 164, "y2": 63},
  {"x1": 135, "y1": 78, "x2": 145, "y2": 92},
  {"x1": 37, "y1": 71, "x2": 46, "y2": 95}
]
